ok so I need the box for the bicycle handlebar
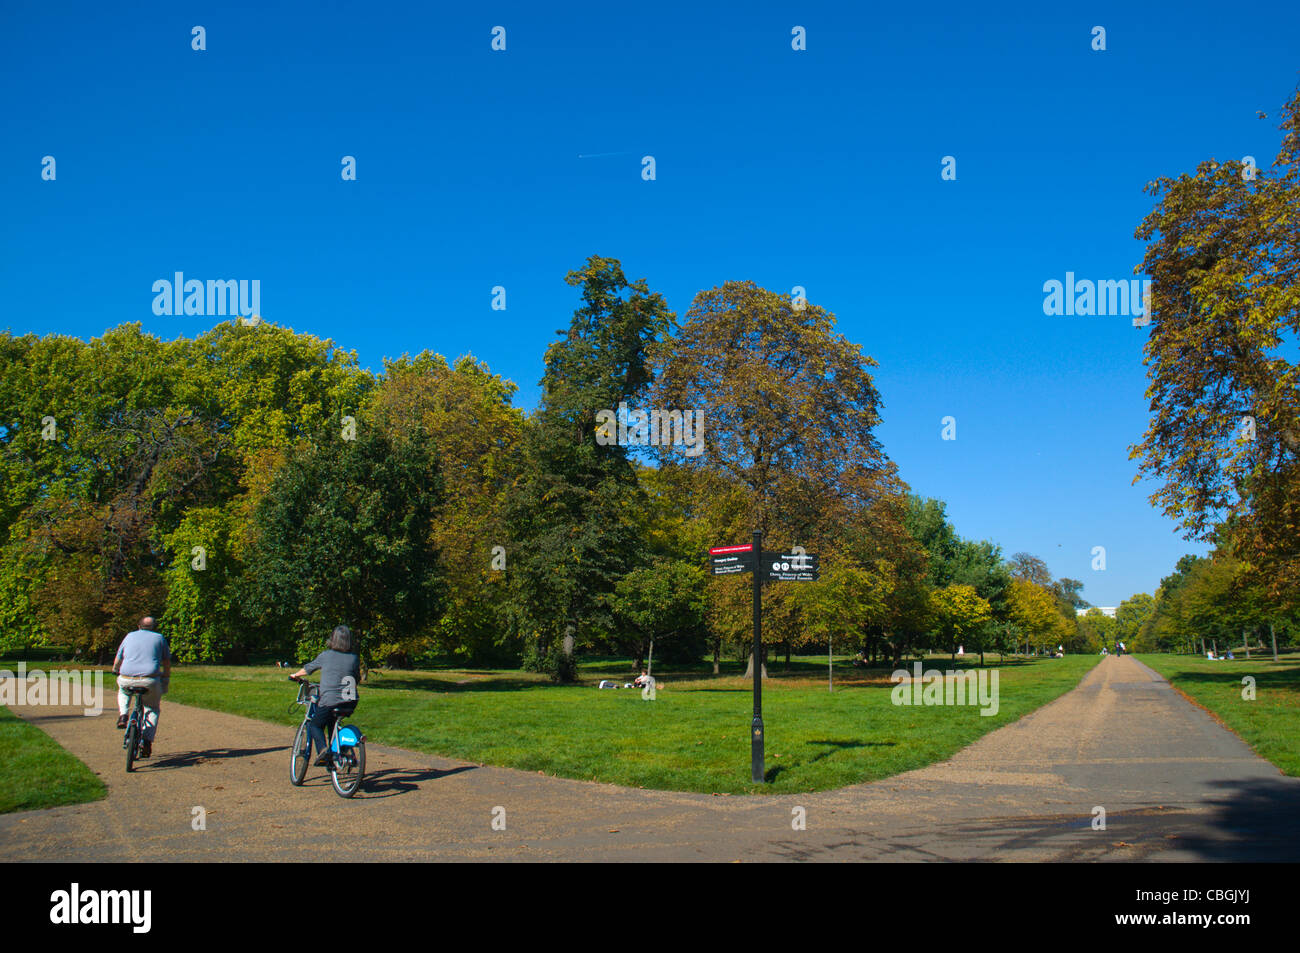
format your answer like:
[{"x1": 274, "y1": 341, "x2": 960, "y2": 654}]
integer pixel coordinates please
[{"x1": 287, "y1": 675, "x2": 318, "y2": 712}]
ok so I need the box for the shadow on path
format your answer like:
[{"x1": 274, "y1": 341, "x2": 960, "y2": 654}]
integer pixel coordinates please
[
  {"x1": 148, "y1": 745, "x2": 289, "y2": 770},
  {"x1": 1171, "y1": 777, "x2": 1300, "y2": 861},
  {"x1": 356, "y1": 763, "x2": 478, "y2": 798}
]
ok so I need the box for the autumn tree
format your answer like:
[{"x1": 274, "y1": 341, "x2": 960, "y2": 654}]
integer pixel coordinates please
[
  {"x1": 654, "y1": 281, "x2": 891, "y2": 672},
  {"x1": 1131, "y1": 86, "x2": 1300, "y2": 612},
  {"x1": 366, "y1": 352, "x2": 525, "y2": 665},
  {"x1": 929, "y1": 584, "x2": 992, "y2": 661},
  {"x1": 1006, "y1": 578, "x2": 1065, "y2": 655}
]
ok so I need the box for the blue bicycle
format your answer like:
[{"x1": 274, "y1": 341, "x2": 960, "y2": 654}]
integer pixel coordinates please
[{"x1": 288, "y1": 675, "x2": 366, "y2": 798}]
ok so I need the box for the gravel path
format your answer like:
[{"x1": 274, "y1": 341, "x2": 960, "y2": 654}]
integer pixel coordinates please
[{"x1": 3, "y1": 655, "x2": 1297, "y2": 861}]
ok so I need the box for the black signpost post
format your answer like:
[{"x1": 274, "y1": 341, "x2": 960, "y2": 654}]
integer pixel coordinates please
[
  {"x1": 751, "y1": 530, "x2": 764, "y2": 783},
  {"x1": 709, "y1": 535, "x2": 819, "y2": 785}
]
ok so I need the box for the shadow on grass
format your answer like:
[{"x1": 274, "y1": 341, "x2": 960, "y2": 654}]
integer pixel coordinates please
[
  {"x1": 1158, "y1": 663, "x2": 1300, "y2": 692},
  {"x1": 148, "y1": 745, "x2": 289, "y2": 770},
  {"x1": 365, "y1": 675, "x2": 544, "y2": 694},
  {"x1": 804, "y1": 738, "x2": 897, "y2": 764}
]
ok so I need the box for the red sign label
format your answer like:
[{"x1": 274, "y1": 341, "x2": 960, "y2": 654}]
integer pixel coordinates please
[{"x1": 709, "y1": 544, "x2": 754, "y2": 555}]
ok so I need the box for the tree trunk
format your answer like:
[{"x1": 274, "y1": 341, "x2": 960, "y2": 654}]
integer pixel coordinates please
[
  {"x1": 1244, "y1": 628, "x2": 1250, "y2": 660},
  {"x1": 784, "y1": 640, "x2": 791, "y2": 671},
  {"x1": 712, "y1": 637, "x2": 720, "y2": 676},
  {"x1": 1271, "y1": 623, "x2": 1278, "y2": 662},
  {"x1": 743, "y1": 651, "x2": 767, "y2": 679},
  {"x1": 646, "y1": 636, "x2": 654, "y2": 678}
]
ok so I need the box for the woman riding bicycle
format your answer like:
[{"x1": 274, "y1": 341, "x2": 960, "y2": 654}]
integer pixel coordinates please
[{"x1": 289, "y1": 624, "x2": 360, "y2": 767}]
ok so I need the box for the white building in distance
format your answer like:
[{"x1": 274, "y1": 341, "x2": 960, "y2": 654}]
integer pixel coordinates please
[{"x1": 1076, "y1": 607, "x2": 1117, "y2": 618}]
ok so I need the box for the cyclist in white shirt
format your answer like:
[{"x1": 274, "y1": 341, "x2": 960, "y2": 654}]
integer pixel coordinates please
[{"x1": 113, "y1": 616, "x2": 172, "y2": 759}]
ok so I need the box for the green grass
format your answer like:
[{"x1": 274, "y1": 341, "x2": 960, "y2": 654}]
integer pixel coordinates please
[
  {"x1": 139, "y1": 652, "x2": 1099, "y2": 794},
  {"x1": 1135, "y1": 652, "x2": 1300, "y2": 777},
  {"x1": 0, "y1": 705, "x2": 106, "y2": 814}
]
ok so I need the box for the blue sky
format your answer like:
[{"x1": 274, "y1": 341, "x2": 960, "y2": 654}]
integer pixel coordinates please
[{"x1": 3, "y1": 0, "x2": 1298, "y2": 605}]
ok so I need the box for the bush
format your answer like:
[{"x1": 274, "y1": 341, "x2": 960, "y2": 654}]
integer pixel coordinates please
[{"x1": 521, "y1": 644, "x2": 577, "y2": 683}]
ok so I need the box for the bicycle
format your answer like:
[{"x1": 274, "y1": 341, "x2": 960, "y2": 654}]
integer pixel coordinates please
[
  {"x1": 121, "y1": 684, "x2": 150, "y2": 772},
  {"x1": 287, "y1": 675, "x2": 366, "y2": 798}
]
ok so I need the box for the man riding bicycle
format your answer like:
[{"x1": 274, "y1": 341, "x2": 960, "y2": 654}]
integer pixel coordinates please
[
  {"x1": 289, "y1": 625, "x2": 360, "y2": 767},
  {"x1": 113, "y1": 616, "x2": 172, "y2": 759}
]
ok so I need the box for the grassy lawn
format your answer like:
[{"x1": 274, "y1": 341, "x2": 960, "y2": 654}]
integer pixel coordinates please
[
  {"x1": 0, "y1": 705, "x2": 106, "y2": 814},
  {"x1": 129, "y1": 652, "x2": 1099, "y2": 794},
  {"x1": 1135, "y1": 652, "x2": 1300, "y2": 777}
]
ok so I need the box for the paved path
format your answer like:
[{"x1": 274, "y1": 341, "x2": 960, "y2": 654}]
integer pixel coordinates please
[{"x1": 3, "y1": 656, "x2": 1297, "y2": 861}]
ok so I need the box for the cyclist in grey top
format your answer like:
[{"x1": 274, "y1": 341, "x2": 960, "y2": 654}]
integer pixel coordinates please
[
  {"x1": 290, "y1": 625, "x2": 361, "y2": 767},
  {"x1": 113, "y1": 616, "x2": 172, "y2": 759}
]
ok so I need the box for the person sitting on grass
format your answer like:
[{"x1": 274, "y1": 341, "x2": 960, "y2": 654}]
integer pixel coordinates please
[
  {"x1": 289, "y1": 625, "x2": 361, "y2": 767},
  {"x1": 113, "y1": 616, "x2": 172, "y2": 760}
]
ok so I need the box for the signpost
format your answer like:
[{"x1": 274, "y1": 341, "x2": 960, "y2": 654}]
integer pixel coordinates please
[
  {"x1": 761, "y1": 552, "x2": 819, "y2": 582},
  {"x1": 708, "y1": 543, "x2": 754, "y2": 575},
  {"x1": 707, "y1": 535, "x2": 819, "y2": 784}
]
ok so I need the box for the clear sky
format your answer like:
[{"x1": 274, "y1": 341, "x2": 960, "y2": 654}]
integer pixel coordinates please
[{"x1": 3, "y1": 0, "x2": 1298, "y2": 605}]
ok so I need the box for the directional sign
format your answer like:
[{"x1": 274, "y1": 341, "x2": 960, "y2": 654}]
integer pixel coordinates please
[
  {"x1": 763, "y1": 552, "x2": 820, "y2": 582},
  {"x1": 762, "y1": 552, "x2": 819, "y2": 570},
  {"x1": 709, "y1": 543, "x2": 754, "y2": 575}
]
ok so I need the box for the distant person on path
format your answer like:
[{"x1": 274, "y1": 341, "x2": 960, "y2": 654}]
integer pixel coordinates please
[
  {"x1": 290, "y1": 625, "x2": 361, "y2": 767},
  {"x1": 113, "y1": 616, "x2": 172, "y2": 759}
]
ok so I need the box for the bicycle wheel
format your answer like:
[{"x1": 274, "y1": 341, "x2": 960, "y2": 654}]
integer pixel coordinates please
[
  {"x1": 124, "y1": 709, "x2": 140, "y2": 773},
  {"x1": 289, "y1": 721, "x2": 309, "y2": 786},
  {"x1": 330, "y1": 740, "x2": 365, "y2": 798}
]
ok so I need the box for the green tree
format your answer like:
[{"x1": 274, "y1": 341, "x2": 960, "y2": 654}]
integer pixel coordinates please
[
  {"x1": 611, "y1": 560, "x2": 708, "y2": 671},
  {"x1": 506, "y1": 256, "x2": 672, "y2": 681},
  {"x1": 1114, "y1": 592, "x2": 1157, "y2": 652},
  {"x1": 247, "y1": 422, "x2": 445, "y2": 669}
]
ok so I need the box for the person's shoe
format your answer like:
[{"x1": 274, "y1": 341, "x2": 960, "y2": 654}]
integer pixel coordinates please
[
  {"x1": 140, "y1": 740, "x2": 152, "y2": 758},
  {"x1": 116, "y1": 715, "x2": 127, "y2": 729},
  {"x1": 313, "y1": 751, "x2": 333, "y2": 767}
]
